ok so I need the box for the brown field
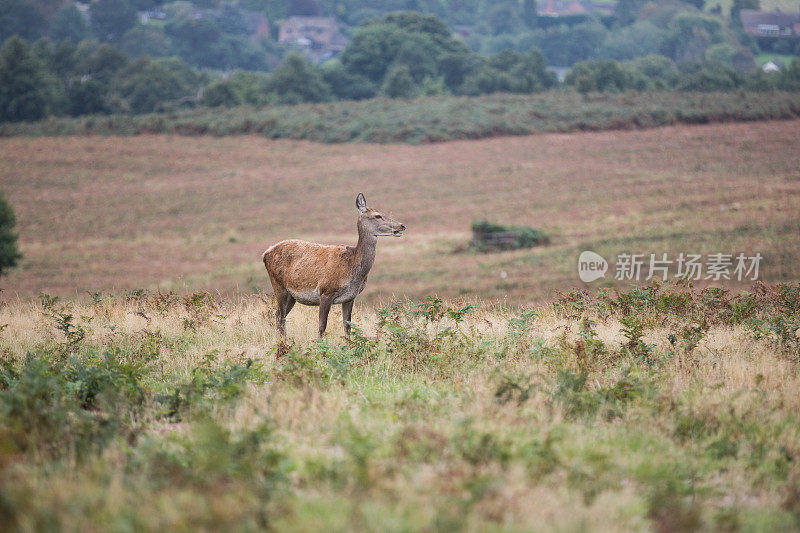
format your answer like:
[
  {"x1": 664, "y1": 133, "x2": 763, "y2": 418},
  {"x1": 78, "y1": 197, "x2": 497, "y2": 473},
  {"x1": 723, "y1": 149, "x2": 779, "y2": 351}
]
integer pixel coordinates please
[{"x1": 1, "y1": 120, "x2": 799, "y2": 303}]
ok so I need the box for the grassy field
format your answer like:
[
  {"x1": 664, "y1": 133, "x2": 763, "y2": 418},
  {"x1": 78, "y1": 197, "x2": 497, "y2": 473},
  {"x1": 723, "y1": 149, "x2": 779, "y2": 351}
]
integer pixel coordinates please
[
  {"x1": 2, "y1": 114, "x2": 800, "y2": 530},
  {"x1": 757, "y1": 53, "x2": 798, "y2": 67},
  {"x1": 0, "y1": 282, "x2": 798, "y2": 530},
  {"x1": 1, "y1": 120, "x2": 799, "y2": 304}
]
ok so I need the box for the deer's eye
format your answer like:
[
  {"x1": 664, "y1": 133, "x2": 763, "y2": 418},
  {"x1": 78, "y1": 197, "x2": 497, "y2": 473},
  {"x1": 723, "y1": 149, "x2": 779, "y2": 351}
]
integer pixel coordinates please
[{"x1": 374, "y1": 215, "x2": 382, "y2": 219}]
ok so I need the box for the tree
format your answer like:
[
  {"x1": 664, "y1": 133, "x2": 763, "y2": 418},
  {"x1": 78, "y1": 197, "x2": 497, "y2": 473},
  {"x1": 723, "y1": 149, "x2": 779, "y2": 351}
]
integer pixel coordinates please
[
  {"x1": 705, "y1": 43, "x2": 735, "y2": 67},
  {"x1": 676, "y1": 62, "x2": 741, "y2": 91},
  {"x1": 266, "y1": 53, "x2": 332, "y2": 104},
  {"x1": 599, "y1": 21, "x2": 666, "y2": 61},
  {"x1": 120, "y1": 26, "x2": 171, "y2": 58},
  {"x1": 662, "y1": 13, "x2": 726, "y2": 63},
  {"x1": 68, "y1": 79, "x2": 109, "y2": 116},
  {"x1": 90, "y1": 0, "x2": 137, "y2": 42},
  {"x1": 50, "y1": 4, "x2": 90, "y2": 43},
  {"x1": 614, "y1": 0, "x2": 647, "y2": 26},
  {"x1": 227, "y1": 71, "x2": 271, "y2": 105},
  {"x1": 437, "y1": 50, "x2": 474, "y2": 91},
  {"x1": 340, "y1": 23, "x2": 407, "y2": 83},
  {"x1": 382, "y1": 64, "x2": 417, "y2": 98},
  {"x1": 483, "y1": 1, "x2": 522, "y2": 36},
  {"x1": 630, "y1": 54, "x2": 678, "y2": 88},
  {"x1": 322, "y1": 61, "x2": 377, "y2": 100},
  {"x1": 0, "y1": 0, "x2": 47, "y2": 43},
  {"x1": 380, "y1": 11, "x2": 455, "y2": 43},
  {"x1": 507, "y1": 48, "x2": 557, "y2": 92},
  {"x1": 166, "y1": 15, "x2": 222, "y2": 67},
  {"x1": 563, "y1": 19, "x2": 607, "y2": 63},
  {"x1": 0, "y1": 191, "x2": 21, "y2": 277},
  {"x1": 288, "y1": 0, "x2": 319, "y2": 16},
  {"x1": 461, "y1": 48, "x2": 556, "y2": 96},
  {"x1": 565, "y1": 59, "x2": 644, "y2": 93},
  {"x1": 523, "y1": 0, "x2": 537, "y2": 29},
  {"x1": 112, "y1": 57, "x2": 200, "y2": 113},
  {"x1": 203, "y1": 79, "x2": 242, "y2": 107},
  {"x1": 0, "y1": 36, "x2": 55, "y2": 122},
  {"x1": 391, "y1": 33, "x2": 439, "y2": 83},
  {"x1": 530, "y1": 19, "x2": 608, "y2": 66},
  {"x1": 339, "y1": 12, "x2": 469, "y2": 87},
  {"x1": 731, "y1": 0, "x2": 759, "y2": 29},
  {"x1": 777, "y1": 58, "x2": 800, "y2": 90},
  {"x1": 75, "y1": 41, "x2": 129, "y2": 86},
  {"x1": 218, "y1": 4, "x2": 249, "y2": 35}
]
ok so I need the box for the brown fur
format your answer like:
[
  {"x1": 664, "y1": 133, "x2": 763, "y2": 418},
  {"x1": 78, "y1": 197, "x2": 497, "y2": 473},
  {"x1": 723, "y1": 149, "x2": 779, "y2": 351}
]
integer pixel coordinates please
[
  {"x1": 263, "y1": 194, "x2": 404, "y2": 339},
  {"x1": 263, "y1": 240, "x2": 355, "y2": 294}
]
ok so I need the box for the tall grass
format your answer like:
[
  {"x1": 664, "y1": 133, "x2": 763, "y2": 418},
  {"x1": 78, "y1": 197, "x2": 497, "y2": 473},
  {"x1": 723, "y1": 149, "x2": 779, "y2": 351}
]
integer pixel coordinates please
[
  {"x1": 1, "y1": 282, "x2": 799, "y2": 530},
  {"x1": 2, "y1": 91, "x2": 800, "y2": 143}
]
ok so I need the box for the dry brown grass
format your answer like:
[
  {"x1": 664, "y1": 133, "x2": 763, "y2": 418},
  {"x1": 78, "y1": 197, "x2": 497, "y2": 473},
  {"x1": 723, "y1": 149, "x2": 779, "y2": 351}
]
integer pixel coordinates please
[
  {"x1": 1, "y1": 288, "x2": 798, "y2": 530},
  {"x1": 2, "y1": 120, "x2": 799, "y2": 303}
]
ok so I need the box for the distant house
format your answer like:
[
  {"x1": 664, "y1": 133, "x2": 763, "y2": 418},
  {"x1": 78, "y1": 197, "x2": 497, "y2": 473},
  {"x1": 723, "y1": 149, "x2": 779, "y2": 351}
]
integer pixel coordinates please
[
  {"x1": 139, "y1": 9, "x2": 166, "y2": 24},
  {"x1": 278, "y1": 16, "x2": 347, "y2": 61},
  {"x1": 537, "y1": 0, "x2": 587, "y2": 17},
  {"x1": 740, "y1": 9, "x2": 800, "y2": 37},
  {"x1": 583, "y1": 1, "x2": 615, "y2": 16}
]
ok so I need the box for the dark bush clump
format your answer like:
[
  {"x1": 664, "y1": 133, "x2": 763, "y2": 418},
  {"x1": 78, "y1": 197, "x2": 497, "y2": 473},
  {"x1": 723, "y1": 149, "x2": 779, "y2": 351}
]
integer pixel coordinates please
[{"x1": 471, "y1": 219, "x2": 550, "y2": 251}]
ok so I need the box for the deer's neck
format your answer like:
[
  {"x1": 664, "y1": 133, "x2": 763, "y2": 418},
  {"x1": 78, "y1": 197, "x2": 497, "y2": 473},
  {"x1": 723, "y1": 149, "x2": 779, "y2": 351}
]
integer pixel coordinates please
[{"x1": 354, "y1": 219, "x2": 377, "y2": 278}]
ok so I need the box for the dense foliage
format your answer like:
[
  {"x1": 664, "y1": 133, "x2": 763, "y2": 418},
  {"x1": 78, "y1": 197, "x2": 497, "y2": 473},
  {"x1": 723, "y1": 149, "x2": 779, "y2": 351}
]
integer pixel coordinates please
[
  {"x1": 0, "y1": 1, "x2": 799, "y2": 123},
  {"x1": 471, "y1": 219, "x2": 550, "y2": 251},
  {"x1": 0, "y1": 190, "x2": 21, "y2": 277},
  {"x1": 3, "y1": 91, "x2": 799, "y2": 143}
]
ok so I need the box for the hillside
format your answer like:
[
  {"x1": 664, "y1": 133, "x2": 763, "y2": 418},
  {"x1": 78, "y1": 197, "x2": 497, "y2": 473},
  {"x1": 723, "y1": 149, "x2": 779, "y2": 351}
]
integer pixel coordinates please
[{"x1": 1, "y1": 120, "x2": 799, "y2": 303}]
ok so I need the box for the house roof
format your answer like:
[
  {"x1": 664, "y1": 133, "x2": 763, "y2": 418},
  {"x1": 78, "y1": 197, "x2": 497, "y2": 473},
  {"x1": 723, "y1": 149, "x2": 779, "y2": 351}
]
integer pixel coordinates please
[
  {"x1": 278, "y1": 16, "x2": 347, "y2": 56},
  {"x1": 740, "y1": 9, "x2": 800, "y2": 29},
  {"x1": 538, "y1": 0, "x2": 587, "y2": 16}
]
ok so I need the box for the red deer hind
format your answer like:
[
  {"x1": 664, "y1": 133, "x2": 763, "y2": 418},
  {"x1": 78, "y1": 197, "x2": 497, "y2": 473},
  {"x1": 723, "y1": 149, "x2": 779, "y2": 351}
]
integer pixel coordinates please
[{"x1": 263, "y1": 193, "x2": 405, "y2": 339}]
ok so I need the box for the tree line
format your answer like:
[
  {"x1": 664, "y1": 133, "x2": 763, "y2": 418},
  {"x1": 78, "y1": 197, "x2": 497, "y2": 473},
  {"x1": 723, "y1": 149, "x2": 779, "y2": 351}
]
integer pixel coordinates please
[{"x1": 1, "y1": 7, "x2": 800, "y2": 122}]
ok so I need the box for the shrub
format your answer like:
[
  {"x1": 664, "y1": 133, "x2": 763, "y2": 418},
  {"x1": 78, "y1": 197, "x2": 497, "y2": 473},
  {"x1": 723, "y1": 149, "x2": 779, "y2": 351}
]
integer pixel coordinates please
[
  {"x1": 471, "y1": 219, "x2": 549, "y2": 251},
  {"x1": 266, "y1": 53, "x2": 332, "y2": 105},
  {"x1": 0, "y1": 190, "x2": 20, "y2": 276},
  {"x1": 382, "y1": 64, "x2": 418, "y2": 98},
  {"x1": 203, "y1": 79, "x2": 242, "y2": 108}
]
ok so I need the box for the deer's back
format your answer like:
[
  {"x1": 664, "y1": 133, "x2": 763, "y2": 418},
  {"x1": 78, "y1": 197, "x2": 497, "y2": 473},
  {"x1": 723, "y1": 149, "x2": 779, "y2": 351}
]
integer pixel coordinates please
[{"x1": 263, "y1": 239, "x2": 356, "y2": 297}]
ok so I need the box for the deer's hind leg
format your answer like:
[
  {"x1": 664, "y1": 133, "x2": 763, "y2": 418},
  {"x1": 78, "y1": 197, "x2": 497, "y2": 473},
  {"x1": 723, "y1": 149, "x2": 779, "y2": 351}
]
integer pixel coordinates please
[
  {"x1": 270, "y1": 280, "x2": 295, "y2": 339},
  {"x1": 279, "y1": 292, "x2": 296, "y2": 338}
]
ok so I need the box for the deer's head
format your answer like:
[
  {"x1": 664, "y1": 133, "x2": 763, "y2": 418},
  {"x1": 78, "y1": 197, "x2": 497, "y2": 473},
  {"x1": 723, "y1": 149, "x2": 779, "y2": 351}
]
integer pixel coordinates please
[{"x1": 356, "y1": 193, "x2": 405, "y2": 237}]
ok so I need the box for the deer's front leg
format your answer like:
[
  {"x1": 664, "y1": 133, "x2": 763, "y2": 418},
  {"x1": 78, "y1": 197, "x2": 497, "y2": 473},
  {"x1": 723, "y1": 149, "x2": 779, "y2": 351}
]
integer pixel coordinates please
[
  {"x1": 318, "y1": 294, "x2": 333, "y2": 338},
  {"x1": 342, "y1": 299, "x2": 354, "y2": 339}
]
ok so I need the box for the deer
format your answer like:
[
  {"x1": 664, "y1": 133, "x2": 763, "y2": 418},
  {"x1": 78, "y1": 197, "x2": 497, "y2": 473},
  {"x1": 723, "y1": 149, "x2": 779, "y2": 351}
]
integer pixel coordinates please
[{"x1": 262, "y1": 193, "x2": 405, "y2": 339}]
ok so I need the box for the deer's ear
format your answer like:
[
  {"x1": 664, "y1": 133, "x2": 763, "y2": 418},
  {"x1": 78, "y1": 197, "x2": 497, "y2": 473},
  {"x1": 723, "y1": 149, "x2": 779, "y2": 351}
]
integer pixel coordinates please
[{"x1": 356, "y1": 193, "x2": 367, "y2": 213}]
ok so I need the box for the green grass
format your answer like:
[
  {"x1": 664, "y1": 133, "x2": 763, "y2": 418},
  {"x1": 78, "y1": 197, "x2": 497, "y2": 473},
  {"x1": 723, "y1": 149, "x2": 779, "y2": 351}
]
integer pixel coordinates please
[
  {"x1": 2, "y1": 91, "x2": 800, "y2": 144},
  {"x1": 757, "y1": 53, "x2": 799, "y2": 67},
  {"x1": 1, "y1": 283, "x2": 799, "y2": 530}
]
